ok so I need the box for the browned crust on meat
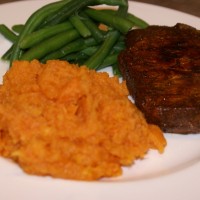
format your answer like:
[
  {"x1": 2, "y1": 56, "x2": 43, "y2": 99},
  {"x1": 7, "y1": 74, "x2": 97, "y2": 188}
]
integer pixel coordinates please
[{"x1": 118, "y1": 23, "x2": 200, "y2": 134}]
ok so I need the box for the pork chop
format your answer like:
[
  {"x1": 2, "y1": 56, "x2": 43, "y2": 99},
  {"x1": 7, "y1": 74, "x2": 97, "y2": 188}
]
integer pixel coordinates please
[{"x1": 118, "y1": 23, "x2": 200, "y2": 134}]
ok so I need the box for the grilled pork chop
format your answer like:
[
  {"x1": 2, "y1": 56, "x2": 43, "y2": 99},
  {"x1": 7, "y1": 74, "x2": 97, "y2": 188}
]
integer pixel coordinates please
[{"x1": 118, "y1": 23, "x2": 200, "y2": 134}]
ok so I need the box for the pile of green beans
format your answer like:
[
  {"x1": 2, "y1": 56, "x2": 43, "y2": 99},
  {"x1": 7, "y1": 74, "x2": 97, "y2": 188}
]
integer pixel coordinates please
[{"x1": 0, "y1": 0, "x2": 148, "y2": 76}]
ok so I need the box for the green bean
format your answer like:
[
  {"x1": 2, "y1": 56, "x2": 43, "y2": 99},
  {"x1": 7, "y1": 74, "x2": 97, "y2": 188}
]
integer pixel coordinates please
[
  {"x1": 20, "y1": 29, "x2": 80, "y2": 61},
  {"x1": 84, "y1": 30, "x2": 120, "y2": 69},
  {"x1": 20, "y1": 22, "x2": 73, "y2": 49},
  {"x1": 84, "y1": 7, "x2": 134, "y2": 33},
  {"x1": 41, "y1": 38, "x2": 84, "y2": 62},
  {"x1": 112, "y1": 63, "x2": 121, "y2": 77},
  {"x1": 1, "y1": 45, "x2": 13, "y2": 60},
  {"x1": 41, "y1": 36, "x2": 98, "y2": 62},
  {"x1": 99, "y1": 9, "x2": 149, "y2": 28},
  {"x1": 69, "y1": 15, "x2": 91, "y2": 38},
  {"x1": 40, "y1": 0, "x2": 95, "y2": 26},
  {"x1": 95, "y1": 0, "x2": 128, "y2": 7},
  {"x1": 41, "y1": 0, "x2": 129, "y2": 27},
  {"x1": 0, "y1": 24, "x2": 18, "y2": 43},
  {"x1": 3, "y1": 0, "x2": 148, "y2": 73},
  {"x1": 126, "y1": 13, "x2": 149, "y2": 28},
  {"x1": 61, "y1": 53, "x2": 77, "y2": 61},
  {"x1": 83, "y1": 37, "x2": 98, "y2": 46},
  {"x1": 2, "y1": 44, "x2": 25, "y2": 61},
  {"x1": 79, "y1": 45, "x2": 99, "y2": 56},
  {"x1": 80, "y1": 12, "x2": 104, "y2": 43},
  {"x1": 12, "y1": 24, "x2": 24, "y2": 34},
  {"x1": 116, "y1": 0, "x2": 128, "y2": 17},
  {"x1": 10, "y1": 0, "x2": 72, "y2": 64},
  {"x1": 98, "y1": 53, "x2": 118, "y2": 69},
  {"x1": 110, "y1": 41, "x2": 125, "y2": 54},
  {"x1": 62, "y1": 52, "x2": 89, "y2": 63}
]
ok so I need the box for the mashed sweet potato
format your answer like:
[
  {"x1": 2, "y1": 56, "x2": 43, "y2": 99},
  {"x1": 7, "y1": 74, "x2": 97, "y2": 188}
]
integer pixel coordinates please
[{"x1": 0, "y1": 60, "x2": 166, "y2": 180}]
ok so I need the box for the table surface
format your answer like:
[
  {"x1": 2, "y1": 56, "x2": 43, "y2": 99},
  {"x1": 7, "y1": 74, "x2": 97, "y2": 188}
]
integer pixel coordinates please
[{"x1": 0, "y1": 0, "x2": 199, "y2": 17}]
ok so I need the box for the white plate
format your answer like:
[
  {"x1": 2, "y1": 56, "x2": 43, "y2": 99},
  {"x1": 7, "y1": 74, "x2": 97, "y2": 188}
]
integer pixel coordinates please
[{"x1": 0, "y1": 1, "x2": 200, "y2": 200}]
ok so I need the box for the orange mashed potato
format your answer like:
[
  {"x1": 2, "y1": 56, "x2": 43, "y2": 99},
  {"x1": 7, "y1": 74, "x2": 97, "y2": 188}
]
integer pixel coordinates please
[{"x1": 0, "y1": 60, "x2": 166, "y2": 180}]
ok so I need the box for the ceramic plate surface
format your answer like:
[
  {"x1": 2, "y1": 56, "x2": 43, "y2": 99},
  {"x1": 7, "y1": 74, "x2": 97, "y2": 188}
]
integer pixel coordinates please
[{"x1": 0, "y1": 1, "x2": 200, "y2": 200}]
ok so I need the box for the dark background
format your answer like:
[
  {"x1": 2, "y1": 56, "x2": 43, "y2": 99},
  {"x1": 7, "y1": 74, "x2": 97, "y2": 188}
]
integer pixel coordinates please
[{"x1": 0, "y1": 0, "x2": 199, "y2": 17}]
